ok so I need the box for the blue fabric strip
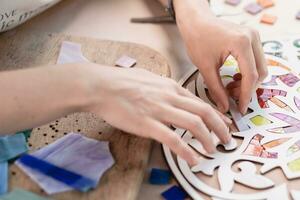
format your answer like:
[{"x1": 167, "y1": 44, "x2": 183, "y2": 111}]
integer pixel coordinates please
[
  {"x1": 0, "y1": 133, "x2": 28, "y2": 162},
  {"x1": 0, "y1": 162, "x2": 8, "y2": 195},
  {"x1": 18, "y1": 154, "x2": 96, "y2": 192}
]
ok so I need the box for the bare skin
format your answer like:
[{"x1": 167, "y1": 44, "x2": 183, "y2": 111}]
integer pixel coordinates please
[
  {"x1": 0, "y1": 64, "x2": 231, "y2": 165},
  {"x1": 159, "y1": 0, "x2": 267, "y2": 114},
  {"x1": 0, "y1": 0, "x2": 267, "y2": 166}
]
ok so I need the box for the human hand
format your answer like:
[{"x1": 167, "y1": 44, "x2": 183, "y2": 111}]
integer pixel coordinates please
[
  {"x1": 174, "y1": 0, "x2": 268, "y2": 114},
  {"x1": 82, "y1": 65, "x2": 232, "y2": 165}
]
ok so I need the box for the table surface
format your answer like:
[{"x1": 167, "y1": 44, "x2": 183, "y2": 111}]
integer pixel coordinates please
[{"x1": 3, "y1": 0, "x2": 300, "y2": 199}]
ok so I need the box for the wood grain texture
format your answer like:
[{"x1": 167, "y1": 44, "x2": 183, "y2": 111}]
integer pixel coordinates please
[{"x1": 0, "y1": 31, "x2": 170, "y2": 200}]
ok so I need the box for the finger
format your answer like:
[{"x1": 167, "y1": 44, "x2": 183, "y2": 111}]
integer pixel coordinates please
[
  {"x1": 148, "y1": 120, "x2": 199, "y2": 165},
  {"x1": 170, "y1": 96, "x2": 231, "y2": 144},
  {"x1": 200, "y1": 67, "x2": 229, "y2": 113},
  {"x1": 226, "y1": 80, "x2": 241, "y2": 90},
  {"x1": 157, "y1": 105, "x2": 217, "y2": 153},
  {"x1": 215, "y1": 110, "x2": 232, "y2": 125},
  {"x1": 228, "y1": 87, "x2": 240, "y2": 100},
  {"x1": 178, "y1": 84, "x2": 232, "y2": 125},
  {"x1": 178, "y1": 86, "x2": 205, "y2": 103},
  {"x1": 233, "y1": 73, "x2": 242, "y2": 81},
  {"x1": 250, "y1": 30, "x2": 268, "y2": 83},
  {"x1": 232, "y1": 35, "x2": 258, "y2": 114}
]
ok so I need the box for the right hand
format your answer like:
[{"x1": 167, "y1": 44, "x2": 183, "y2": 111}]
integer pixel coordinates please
[{"x1": 80, "y1": 64, "x2": 232, "y2": 165}]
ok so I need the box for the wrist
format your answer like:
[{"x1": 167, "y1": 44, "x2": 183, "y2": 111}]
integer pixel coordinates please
[
  {"x1": 60, "y1": 63, "x2": 104, "y2": 113},
  {"x1": 174, "y1": 0, "x2": 215, "y2": 25}
]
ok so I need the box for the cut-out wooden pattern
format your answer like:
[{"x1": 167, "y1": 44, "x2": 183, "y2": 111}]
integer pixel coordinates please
[
  {"x1": 162, "y1": 54, "x2": 300, "y2": 199},
  {"x1": 234, "y1": 161, "x2": 274, "y2": 189}
]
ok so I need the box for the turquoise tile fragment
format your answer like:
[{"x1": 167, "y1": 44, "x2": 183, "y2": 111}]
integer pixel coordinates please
[
  {"x1": 0, "y1": 133, "x2": 28, "y2": 162},
  {"x1": 0, "y1": 162, "x2": 8, "y2": 195},
  {"x1": 17, "y1": 129, "x2": 32, "y2": 142}
]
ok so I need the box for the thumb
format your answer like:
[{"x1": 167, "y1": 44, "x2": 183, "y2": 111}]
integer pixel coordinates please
[{"x1": 201, "y1": 68, "x2": 229, "y2": 113}]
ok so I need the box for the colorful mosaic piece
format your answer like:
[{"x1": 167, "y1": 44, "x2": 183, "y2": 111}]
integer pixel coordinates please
[
  {"x1": 288, "y1": 158, "x2": 300, "y2": 172},
  {"x1": 244, "y1": 3, "x2": 263, "y2": 15},
  {"x1": 287, "y1": 140, "x2": 300, "y2": 156},
  {"x1": 162, "y1": 51, "x2": 300, "y2": 199},
  {"x1": 278, "y1": 73, "x2": 300, "y2": 87},
  {"x1": 263, "y1": 138, "x2": 290, "y2": 149},
  {"x1": 294, "y1": 97, "x2": 300, "y2": 110},
  {"x1": 256, "y1": 88, "x2": 289, "y2": 110},
  {"x1": 262, "y1": 73, "x2": 299, "y2": 87},
  {"x1": 250, "y1": 115, "x2": 273, "y2": 126},
  {"x1": 243, "y1": 134, "x2": 278, "y2": 158}
]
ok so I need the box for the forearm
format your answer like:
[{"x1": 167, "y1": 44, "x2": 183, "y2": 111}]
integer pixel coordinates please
[
  {"x1": 158, "y1": 0, "x2": 168, "y2": 6},
  {"x1": 157, "y1": 0, "x2": 212, "y2": 16},
  {"x1": 0, "y1": 64, "x2": 90, "y2": 134}
]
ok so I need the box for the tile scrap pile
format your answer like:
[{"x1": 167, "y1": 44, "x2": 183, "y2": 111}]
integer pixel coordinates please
[
  {"x1": 0, "y1": 132, "x2": 29, "y2": 195},
  {"x1": 0, "y1": 131, "x2": 114, "y2": 198},
  {"x1": 16, "y1": 133, "x2": 114, "y2": 195},
  {"x1": 147, "y1": 167, "x2": 188, "y2": 200},
  {"x1": 224, "y1": 0, "x2": 300, "y2": 25}
]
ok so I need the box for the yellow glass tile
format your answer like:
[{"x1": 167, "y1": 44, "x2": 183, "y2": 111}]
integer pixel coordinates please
[
  {"x1": 223, "y1": 58, "x2": 237, "y2": 67},
  {"x1": 250, "y1": 115, "x2": 272, "y2": 126},
  {"x1": 221, "y1": 75, "x2": 233, "y2": 79},
  {"x1": 288, "y1": 158, "x2": 300, "y2": 172}
]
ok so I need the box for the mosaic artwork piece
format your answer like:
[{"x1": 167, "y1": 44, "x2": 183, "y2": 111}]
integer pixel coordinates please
[
  {"x1": 163, "y1": 51, "x2": 300, "y2": 199},
  {"x1": 226, "y1": 56, "x2": 300, "y2": 130},
  {"x1": 163, "y1": 127, "x2": 296, "y2": 199}
]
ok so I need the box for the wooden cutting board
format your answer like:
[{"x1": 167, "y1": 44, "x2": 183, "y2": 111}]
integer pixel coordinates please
[{"x1": 0, "y1": 31, "x2": 170, "y2": 200}]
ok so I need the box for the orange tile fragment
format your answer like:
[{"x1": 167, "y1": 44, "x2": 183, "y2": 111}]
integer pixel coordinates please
[
  {"x1": 257, "y1": 0, "x2": 275, "y2": 8},
  {"x1": 260, "y1": 14, "x2": 277, "y2": 25}
]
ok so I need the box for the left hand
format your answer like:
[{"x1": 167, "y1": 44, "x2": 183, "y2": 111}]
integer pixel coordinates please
[{"x1": 174, "y1": 0, "x2": 268, "y2": 114}]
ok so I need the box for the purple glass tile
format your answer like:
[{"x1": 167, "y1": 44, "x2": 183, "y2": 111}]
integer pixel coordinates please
[
  {"x1": 225, "y1": 0, "x2": 241, "y2": 6},
  {"x1": 295, "y1": 97, "x2": 300, "y2": 110},
  {"x1": 296, "y1": 11, "x2": 300, "y2": 20},
  {"x1": 245, "y1": 3, "x2": 263, "y2": 15}
]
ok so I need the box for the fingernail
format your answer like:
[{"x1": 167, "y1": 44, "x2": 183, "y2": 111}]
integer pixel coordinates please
[
  {"x1": 207, "y1": 146, "x2": 217, "y2": 154},
  {"x1": 240, "y1": 105, "x2": 247, "y2": 115},
  {"x1": 222, "y1": 126, "x2": 231, "y2": 144},
  {"x1": 225, "y1": 133, "x2": 232, "y2": 144},
  {"x1": 242, "y1": 108, "x2": 247, "y2": 115},
  {"x1": 223, "y1": 115, "x2": 232, "y2": 124},
  {"x1": 217, "y1": 103, "x2": 226, "y2": 113},
  {"x1": 191, "y1": 155, "x2": 200, "y2": 166}
]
